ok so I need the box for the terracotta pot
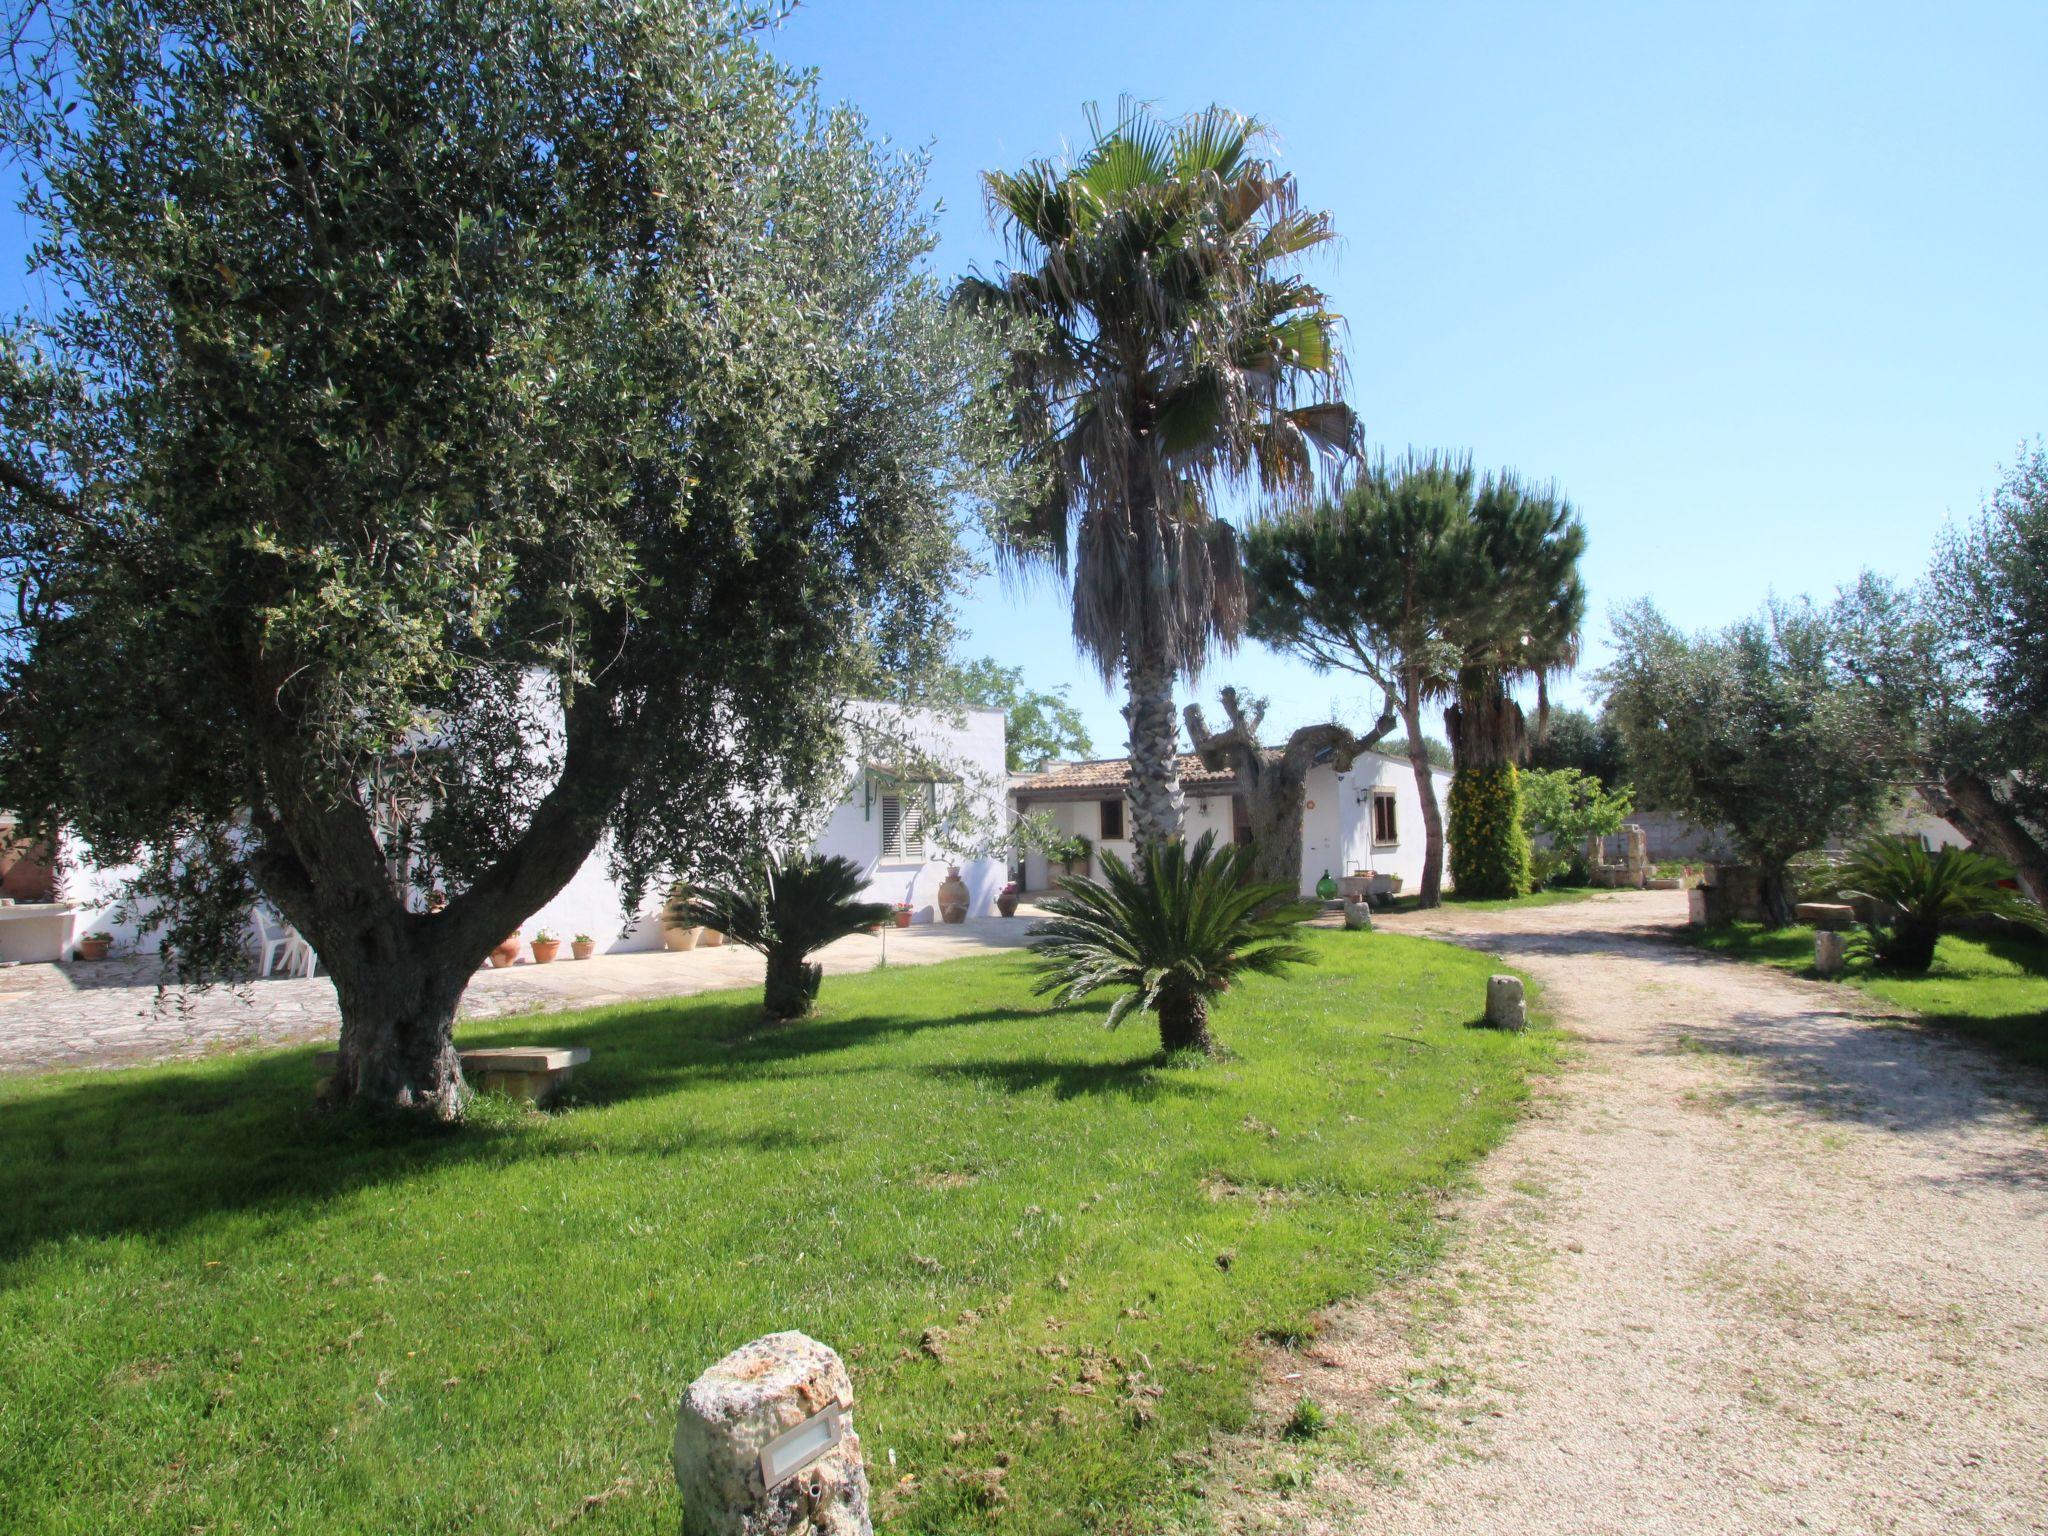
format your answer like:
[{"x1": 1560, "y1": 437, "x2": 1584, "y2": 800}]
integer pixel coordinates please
[
  {"x1": 571, "y1": 940, "x2": 595, "y2": 961},
  {"x1": 529, "y1": 939, "x2": 561, "y2": 965},
  {"x1": 893, "y1": 908, "x2": 912, "y2": 929},
  {"x1": 489, "y1": 933, "x2": 522, "y2": 968},
  {"x1": 996, "y1": 890, "x2": 1019, "y2": 918},
  {"x1": 663, "y1": 923, "x2": 702, "y2": 952},
  {"x1": 77, "y1": 935, "x2": 111, "y2": 962},
  {"x1": 698, "y1": 928, "x2": 725, "y2": 949},
  {"x1": 938, "y1": 867, "x2": 969, "y2": 925}
]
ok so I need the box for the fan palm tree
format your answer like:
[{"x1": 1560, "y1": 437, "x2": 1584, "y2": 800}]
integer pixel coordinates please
[
  {"x1": 1027, "y1": 831, "x2": 1314, "y2": 1057},
  {"x1": 1837, "y1": 835, "x2": 2044, "y2": 972},
  {"x1": 670, "y1": 853, "x2": 892, "y2": 1020},
  {"x1": 957, "y1": 101, "x2": 1358, "y2": 851}
]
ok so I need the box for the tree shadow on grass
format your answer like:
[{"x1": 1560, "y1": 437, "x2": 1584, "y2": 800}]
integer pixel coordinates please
[
  {"x1": 0, "y1": 990, "x2": 1060, "y2": 1261},
  {"x1": 923, "y1": 1053, "x2": 1217, "y2": 1102}
]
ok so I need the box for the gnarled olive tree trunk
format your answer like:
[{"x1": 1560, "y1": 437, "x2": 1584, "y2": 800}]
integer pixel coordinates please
[
  {"x1": 249, "y1": 713, "x2": 622, "y2": 1120},
  {"x1": 1924, "y1": 773, "x2": 2048, "y2": 908},
  {"x1": 1185, "y1": 686, "x2": 1396, "y2": 893}
]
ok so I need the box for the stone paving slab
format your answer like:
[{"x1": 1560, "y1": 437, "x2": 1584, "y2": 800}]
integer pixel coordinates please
[{"x1": 0, "y1": 913, "x2": 1041, "y2": 1076}]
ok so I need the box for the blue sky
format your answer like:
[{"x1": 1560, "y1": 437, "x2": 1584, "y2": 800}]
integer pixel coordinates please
[
  {"x1": 768, "y1": 0, "x2": 2048, "y2": 754},
  {"x1": 2, "y1": 4, "x2": 2041, "y2": 759}
]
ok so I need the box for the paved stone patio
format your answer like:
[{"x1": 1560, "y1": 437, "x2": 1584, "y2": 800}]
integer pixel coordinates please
[{"x1": 0, "y1": 913, "x2": 1041, "y2": 1075}]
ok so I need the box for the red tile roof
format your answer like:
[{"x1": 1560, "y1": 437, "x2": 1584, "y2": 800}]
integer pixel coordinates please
[{"x1": 1010, "y1": 754, "x2": 1242, "y2": 796}]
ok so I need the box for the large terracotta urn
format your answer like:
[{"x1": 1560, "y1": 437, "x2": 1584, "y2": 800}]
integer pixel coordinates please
[
  {"x1": 937, "y1": 866, "x2": 969, "y2": 924},
  {"x1": 489, "y1": 932, "x2": 522, "y2": 968},
  {"x1": 663, "y1": 922, "x2": 702, "y2": 952}
]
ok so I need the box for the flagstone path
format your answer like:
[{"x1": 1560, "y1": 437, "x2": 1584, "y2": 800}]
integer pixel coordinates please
[{"x1": 0, "y1": 913, "x2": 1039, "y2": 1075}]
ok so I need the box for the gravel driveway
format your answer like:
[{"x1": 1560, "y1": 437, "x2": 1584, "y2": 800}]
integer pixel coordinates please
[{"x1": 1219, "y1": 890, "x2": 2048, "y2": 1536}]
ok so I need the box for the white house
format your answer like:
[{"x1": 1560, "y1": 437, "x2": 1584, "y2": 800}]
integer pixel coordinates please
[
  {"x1": 1009, "y1": 748, "x2": 1454, "y2": 898},
  {"x1": 50, "y1": 700, "x2": 1009, "y2": 962},
  {"x1": 519, "y1": 699, "x2": 1011, "y2": 951}
]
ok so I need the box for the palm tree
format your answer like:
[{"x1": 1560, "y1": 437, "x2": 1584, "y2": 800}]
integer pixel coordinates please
[
  {"x1": 957, "y1": 101, "x2": 1357, "y2": 851},
  {"x1": 1027, "y1": 832, "x2": 1314, "y2": 1056},
  {"x1": 670, "y1": 853, "x2": 892, "y2": 1020},
  {"x1": 1442, "y1": 474, "x2": 1586, "y2": 898}
]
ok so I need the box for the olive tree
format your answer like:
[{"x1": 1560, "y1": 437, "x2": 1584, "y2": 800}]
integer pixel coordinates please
[
  {"x1": 1183, "y1": 685, "x2": 1395, "y2": 893},
  {"x1": 0, "y1": 0, "x2": 1009, "y2": 1117},
  {"x1": 1602, "y1": 599, "x2": 1887, "y2": 926},
  {"x1": 1831, "y1": 445, "x2": 2048, "y2": 904}
]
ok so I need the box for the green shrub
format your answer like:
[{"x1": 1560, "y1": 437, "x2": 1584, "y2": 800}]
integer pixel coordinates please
[
  {"x1": 1027, "y1": 832, "x2": 1314, "y2": 1056},
  {"x1": 1448, "y1": 762, "x2": 1532, "y2": 899}
]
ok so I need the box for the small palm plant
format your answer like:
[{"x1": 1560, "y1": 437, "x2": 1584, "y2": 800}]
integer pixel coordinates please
[
  {"x1": 1027, "y1": 833, "x2": 1315, "y2": 1057},
  {"x1": 669, "y1": 853, "x2": 892, "y2": 1020},
  {"x1": 1837, "y1": 834, "x2": 2045, "y2": 973}
]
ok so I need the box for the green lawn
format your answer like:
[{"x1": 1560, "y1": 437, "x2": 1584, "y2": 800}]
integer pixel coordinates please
[
  {"x1": 1689, "y1": 923, "x2": 2048, "y2": 1074},
  {"x1": 0, "y1": 931, "x2": 1547, "y2": 1535}
]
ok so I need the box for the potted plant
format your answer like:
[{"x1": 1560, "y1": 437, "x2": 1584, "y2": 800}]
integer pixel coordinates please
[
  {"x1": 529, "y1": 929, "x2": 561, "y2": 965},
  {"x1": 892, "y1": 901, "x2": 913, "y2": 929},
  {"x1": 571, "y1": 933, "x2": 596, "y2": 961},
  {"x1": 1050, "y1": 833, "x2": 1093, "y2": 882},
  {"x1": 699, "y1": 926, "x2": 726, "y2": 948},
  {"x1": 996, "y1": 881, "x2": 1021, "y2": 918},
  {"x1": 490, "y1": 931, "x2": 522, "y2": 968},
  {"x1": 661, "y1": 883, "x2": 702, "y2": 950},
  {"x1": 77, "y1": 931, "x2": 113, "y2": 961}
]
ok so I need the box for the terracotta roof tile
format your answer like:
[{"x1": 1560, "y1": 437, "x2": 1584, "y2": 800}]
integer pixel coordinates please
[{"x1": 1010, "y1": 754, "x2": 1240, "y2": 795}]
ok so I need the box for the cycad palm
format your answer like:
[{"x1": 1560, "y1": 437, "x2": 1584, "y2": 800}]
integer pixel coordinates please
[
  {"x1": 1838, "y1": 835, "x2": 2044, "y2": 972},
  {"x1": 958, "y1": 101, "x2": 1357, "y2": 849},
  {"x1": 1027, "y1": 832, "x2": 1314, "y2": 1057},
  {"x1": 670, "y1": 853, "x2": 891, "y2": 1020}
]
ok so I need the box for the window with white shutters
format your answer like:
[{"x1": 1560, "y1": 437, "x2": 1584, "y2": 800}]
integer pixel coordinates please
[{"x1": 880, "y1": 792, "x2": 927, "y2": 859}]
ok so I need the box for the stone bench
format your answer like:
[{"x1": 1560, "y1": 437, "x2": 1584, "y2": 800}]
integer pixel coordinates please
[
  {"x1": 1793, "y1": 902, "x2": 1857, "y2": 931},
  {"x1": 314, "y1": 1045, "x2": 590, "y2": 1105}
]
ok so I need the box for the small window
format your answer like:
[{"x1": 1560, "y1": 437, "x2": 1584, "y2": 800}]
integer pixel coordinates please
[
  {"x1": 1371, "y1": 790, "x2": 1399, "y2": 846},
  {"x1": 1099, "y1": 798, "x2": 1125, "y2": 841},
  {"x1": 880, "y1": 792, "x2": 927, "y2": 859}
]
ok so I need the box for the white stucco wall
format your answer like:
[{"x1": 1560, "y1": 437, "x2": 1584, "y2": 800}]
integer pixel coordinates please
[
  {"x1": 1323, "y1": 752, "x2": 1454, "y2": 895},
  {"x1": 64, "y1": 699, "x2": 1007, "y2": 961},
  {"x1": 518, "y1": 700, "x2": 1010, "y2": 951},
  {"x1": 1018, "y1": 787, "x2": 1236, "y2": 891}
]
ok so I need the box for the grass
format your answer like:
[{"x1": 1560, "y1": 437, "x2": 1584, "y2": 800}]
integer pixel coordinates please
[
  {"x1": 1383, "y1": 886, "x2": 1596, "y2": 915},
  {"x1": 1688, "y1": 923, "x2": 2048, "y2": 1074},
  {"x1": 0, "y1": 930, "x2": 1549, "y2": 1535}
]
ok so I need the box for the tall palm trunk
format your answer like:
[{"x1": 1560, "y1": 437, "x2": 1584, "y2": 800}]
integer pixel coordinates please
[
  {"x1": 1400, "y1": 687, "x2": 1445, "y2": 907},
  {"x1": 1125, "y1": 644, "x2": 1185, "y2": 851},
  {"x1": 1444, "y1": 666, "x2": 1532, "y2": 899}
]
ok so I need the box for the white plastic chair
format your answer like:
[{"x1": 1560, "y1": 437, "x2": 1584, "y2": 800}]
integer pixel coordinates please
[
  {"x1": 253, "y1": 909, "x2": 319, "y2": 979},
  {"x1": 252, "y1": 909, "x2": 293, "y2": 978}
]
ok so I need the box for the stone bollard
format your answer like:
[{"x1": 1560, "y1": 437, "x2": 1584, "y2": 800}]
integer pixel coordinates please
[
  {"x1": 675, "y1": 1331, "x2": 872, "y2": 1536},
  {"x1": 1485, "y1": 974, "x2": 1527, "y2": 1031},
  {"x1": 1814, "y1": 930, "x2": 1847, "y2": 979},
  {"x1": 1343, "y1": 898, "x2": 1374, "y2": 931}
]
